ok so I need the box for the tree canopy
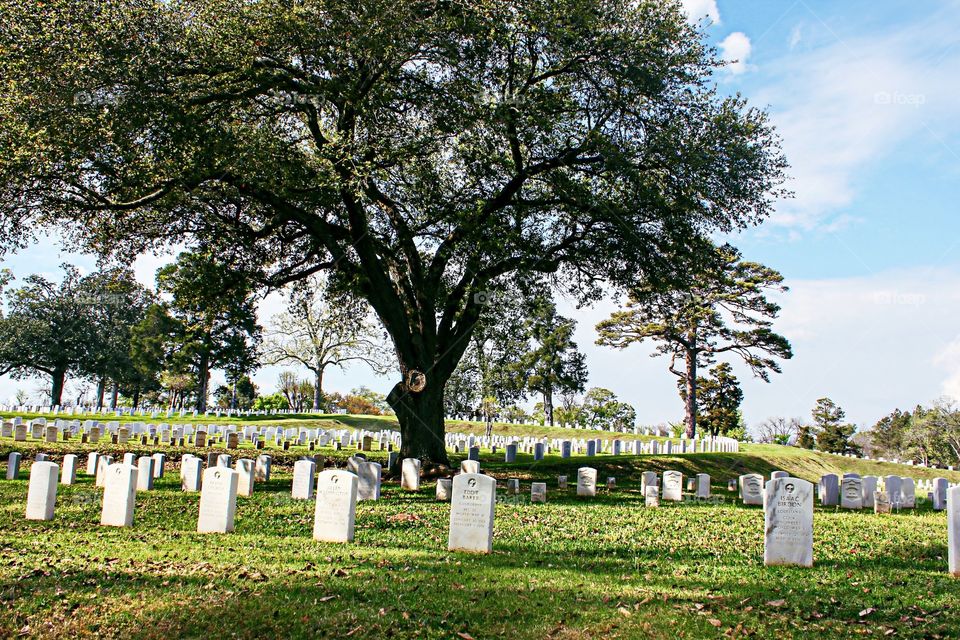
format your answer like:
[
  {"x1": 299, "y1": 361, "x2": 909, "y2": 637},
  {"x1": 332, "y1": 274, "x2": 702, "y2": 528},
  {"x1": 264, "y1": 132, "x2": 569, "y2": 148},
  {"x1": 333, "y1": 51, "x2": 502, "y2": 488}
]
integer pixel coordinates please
[
  {"x1": 596, "y1": 245, "x2": 792, "y2": 438},
  {"x1": 0, "y1": 0, "x2": 788, "y2": 462}
]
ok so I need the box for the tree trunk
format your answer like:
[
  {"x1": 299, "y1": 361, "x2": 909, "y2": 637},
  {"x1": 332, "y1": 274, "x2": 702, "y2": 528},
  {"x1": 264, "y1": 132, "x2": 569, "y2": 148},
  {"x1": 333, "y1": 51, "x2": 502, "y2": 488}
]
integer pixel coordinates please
[
  {"x1": 132, "y1": 386, "x2": 141, "y2": 409},
  {"x1": 110, "y1": 382, "x2": 119, "y2": 410},
  {"x1": 50, "y1": 368, "x2": 66, "y2": 406},
  {"x1": 388, "y1": 381, "x2": 450, "y2": 466},
  {"x1": 95, "y1": 377, "x2": 106, "y2": 410},
  {"x1": 196, "y1": 352, "x2": 210, "y2": 412},
  {"x1": 684, "y1": 350, "x2": 697, "y2": 439},
  {"x1": 544, "y1": 388, "x2": 554, "y2": 426},
  {"x1": 313, "y1": 368, "x2": 324, "y2": 412}
]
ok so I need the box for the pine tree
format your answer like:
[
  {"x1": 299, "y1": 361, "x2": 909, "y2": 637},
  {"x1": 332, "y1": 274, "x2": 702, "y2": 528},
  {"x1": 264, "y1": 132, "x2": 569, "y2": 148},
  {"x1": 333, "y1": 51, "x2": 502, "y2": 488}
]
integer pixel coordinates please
[{"x1": 812, "y1": 397, "x2": 856, "y2": 454}]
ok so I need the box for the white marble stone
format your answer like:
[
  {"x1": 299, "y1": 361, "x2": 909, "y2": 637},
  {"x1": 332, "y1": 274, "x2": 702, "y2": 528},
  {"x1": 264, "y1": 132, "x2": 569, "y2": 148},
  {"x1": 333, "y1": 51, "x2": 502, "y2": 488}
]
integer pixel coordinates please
[
  {"x1": 739, "y1": 474, "x2": 764, "y2": 506},
  {"x1": 313, "y1": 470, "x2": 358, "y2": 543},
  {"x1": 255, "y1": 454, "x2": 272, "y2": 482},
  {"x1": 764, "y1": 477, "x2": 814, "y2": 567},
  {"x1": 60, "y1": 454, "x2": 78, "y2": 485},
  {"x1": 181, "y1": 456, "x2": 202, "y2": 492},
  {"x1": 6, "y1": 452, "x2": 21, "y2": 480},
  {"x1": 356, "y1": 462, "x2": 381, "y2": 501},
  {"x1": 26, "y1": 461, "x2": 59, "y2": 521},
  {"x1": 448, "y1": 473, "x2": 496, "y2": 553},
  {"x1": 401, "y1": 458, "x2": 421, "y2": 491},
  {"x1": 874, "y1": 491, "x2": 891, "y2": 514},
  {"x1": 292, "y1": 459, "x2": 316, "y2": 499},
  {"x1": 152, "y1": 453, "x2": 165, "y2": 479},
  {"x1": 662, "y1": 470, "x2": 683, "y2": 502},
  {"x1": 576, "y1": 467, "x2": 597, "y2": 497},
  {"x1": 436, "y1": 478, "x2": 453, "y2": 501},
  {"x1": 901, "y1": 477, "x2": 916, "y2": 508},
  {"x1": 884, "y1": 476, "x2": 902, "y2": 508},
  {"x1": 235, "y1": 459, "x2": 255, "y2": 497},
  {"x1": 818, "y1": 474, "x2": 839, "y2": 506},
  {"x1": 933, "y1": 478, "x2": 948, "y2": 511},
  {"x1": 861, "y1": 476, "x2": 878, "y2": 508},
  {"x1": 101, "y1": 464, "x2": 137, "y2": 527},
  {"x1": 840, "y1": 476, "x2": 862, "y2": 509},
  {"x1": 949, "y1": 486, "x2": 960, "y2": 576},
  {"x1": 645, "y1": 485, "x2": 660, "y2": 507},
  {"x1": 460, "y1": 460, "x2": 480, "y2": 475},
  {"x1": 137, "y1": 456, "x2": 154, "y2": 491},
  {"x1": 531, "y1": 482, "x2": 547, "y2": 503},
  {"x1": 198, "y1": 467, "x2": 239, "y2": 533},
  {"x1": 640, "y1": 471, "x2": 658, "y2": 495},
  {"x1": 695, "y1": 473, "x2": 710, "y2": 498}
]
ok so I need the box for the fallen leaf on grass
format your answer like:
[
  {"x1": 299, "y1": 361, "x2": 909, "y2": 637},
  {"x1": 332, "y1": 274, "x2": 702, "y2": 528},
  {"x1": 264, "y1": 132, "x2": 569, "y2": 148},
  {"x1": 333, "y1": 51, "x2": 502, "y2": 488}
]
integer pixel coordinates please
[
  {"x1": 708, "y1": 618, "x2": 722, "y2": 627},
  {"x1": 859, "y1": 608, "x2": 876, "y2": 618},
  {"x1": 617, "y1": 607, "x2": 632, "y2": 617},
  {"x1": 318, "y1": 595, "x2": 337, "y2": 602},
  {"x1": 766, "y1": 599, "x2": 786, "y2": 608},
  {"x1": 457, "y1": 633, "x2": 475, "y2": 640}
]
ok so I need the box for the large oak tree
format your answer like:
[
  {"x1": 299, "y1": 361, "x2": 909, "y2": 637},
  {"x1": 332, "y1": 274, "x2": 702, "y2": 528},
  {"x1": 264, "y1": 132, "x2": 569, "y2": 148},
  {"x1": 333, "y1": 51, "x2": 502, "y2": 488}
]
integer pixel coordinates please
[{"x1": 0, "y1": 0, "x2": 787, "y2": 463}]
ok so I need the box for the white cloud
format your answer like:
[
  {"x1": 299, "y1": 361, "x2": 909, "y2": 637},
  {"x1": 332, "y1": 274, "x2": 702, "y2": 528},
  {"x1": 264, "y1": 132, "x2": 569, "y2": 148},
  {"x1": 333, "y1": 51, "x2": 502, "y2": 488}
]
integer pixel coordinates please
[
  {"x1": 753, "y1": 6, "x2": 960, "y2": 231},
  {"x1": 681, "y1": 0, "x2": 720, "y2": 26},
  {"x1": 719, "y1": 32, "x2": 752, "y2": 75}
]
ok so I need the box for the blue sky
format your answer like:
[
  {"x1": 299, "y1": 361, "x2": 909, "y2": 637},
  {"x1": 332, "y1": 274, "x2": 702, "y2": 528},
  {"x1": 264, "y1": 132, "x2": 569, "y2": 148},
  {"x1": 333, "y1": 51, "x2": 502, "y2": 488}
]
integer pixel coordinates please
[{"x1": 3, "y1": 1, "x2": 960, "y2": 432}]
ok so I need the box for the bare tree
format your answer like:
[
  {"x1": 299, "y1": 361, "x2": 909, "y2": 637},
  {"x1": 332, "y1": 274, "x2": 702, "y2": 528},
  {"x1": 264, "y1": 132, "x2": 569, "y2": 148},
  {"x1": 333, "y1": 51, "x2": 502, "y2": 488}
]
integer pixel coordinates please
[
  {"x1": 754, "y1": 416, "x2": 802, "y2": 445},
  {"x1": 265, "y1": 276, "x2": 392, "y2": 411}
]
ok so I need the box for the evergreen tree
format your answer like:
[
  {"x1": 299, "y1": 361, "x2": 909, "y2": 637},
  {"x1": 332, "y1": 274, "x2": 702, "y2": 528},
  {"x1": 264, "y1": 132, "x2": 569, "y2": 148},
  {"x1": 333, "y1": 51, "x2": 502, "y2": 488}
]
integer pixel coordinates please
[{"x1": 812, "y1": 397, "x2": 856, "y2": 454}]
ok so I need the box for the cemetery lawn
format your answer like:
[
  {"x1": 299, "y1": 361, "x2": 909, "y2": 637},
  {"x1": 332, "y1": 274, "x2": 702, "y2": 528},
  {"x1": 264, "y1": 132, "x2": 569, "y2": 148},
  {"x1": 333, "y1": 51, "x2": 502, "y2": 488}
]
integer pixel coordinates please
[{"x1": 1, "y1": 451, "x2": 958, "y2": 639}]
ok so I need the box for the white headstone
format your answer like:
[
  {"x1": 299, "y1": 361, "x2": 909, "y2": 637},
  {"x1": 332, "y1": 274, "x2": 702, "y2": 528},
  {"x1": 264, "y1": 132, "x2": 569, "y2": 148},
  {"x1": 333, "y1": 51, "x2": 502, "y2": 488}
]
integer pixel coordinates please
[
  {"x1": 840, "y1": 476, "x2": 862, "y2": 509},
  {"x1": 448, "y1": 473, "x2": 496, "y2": 553},
  {"x1": 695, "y1": 473, "x2": 710, "y2": 498},
  {"x1": 949, "y1": 485, "x2": 960, "y2": 576},
  {"x1": 198, "y1": 467, "x2": 239, "y2": 533},
  {"x1": 645, "y1": 485, "x2": 660, "y2": 507},
  {"x1": 764, "y1": 477, "x2": 814, "y2": 567},
  {"x1": 6, "y1": 452, "x2": 21, "y2": 480},
  {"x1": 436, "y1": 478, "x2": 453, "y2": 501},
  {"x1": 933, "y1": 477, "x2": 948, "y2": 511},
  {"x1": 531, "y1": 482, "x2": 547, "y2": 503},
  {"x1": 292, "y1": 459, "x2": 317, "y2": 499},
  {"x1": 739, "y1": 474, "x2": 763, "y2": 506},
  {"x1": 101, "y1": 464, "x2": 138, "y2": 527},
  {"x1": 662, "y1": 470, "x2": 683, "y2": 502},
  {"x1": 235, "y1": 459, "x2": 255, "y2": 497},
  {"x1": 313, "y1": 470, "x2": 358, "y2": 543},
  {"x1": 137, "y1": 456, "x2": 154, "y2": 491},
  {"x1": 356, "y1": 462, "x2": 381, "y2": 501},
  {"x1": 901, "y1": 477, "x2": 916, "y2": 508},
  {"x1": 181, "y1": 456, "x2": 202, "y2": 492},
  {"x1": 26, "y1": 461, "x2": 59, "y2": 521},
  {"x1": 576, "y1": 467, "x2": 597, "y2": 497},
  {"x1": 401, "y1": 458, "x2": 421, "y2": 491},
  {"x1": 861, "y1": 476, "x2": 878, "y2": 508},
  {"x1": 460, "y1": 460, "x2": 480, "y2": 475},
  {"x1": 60, "y1": 454, "x2": 78, "y2": 486},
  {"x1": 255, "y1": 454, "x2": 272, "y2": 482},
  {"x1": 152, "y1": 453, "x2": 166, "y2": 479}
]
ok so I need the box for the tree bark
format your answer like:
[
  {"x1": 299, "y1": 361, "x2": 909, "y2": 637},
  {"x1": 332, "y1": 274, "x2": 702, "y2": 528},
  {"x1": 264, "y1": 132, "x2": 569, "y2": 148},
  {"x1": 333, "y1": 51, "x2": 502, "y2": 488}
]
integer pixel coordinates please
[
  {"x1": 684, "y1": 349, "x2": 697, "y2": 439},
  {"x1": 313, "y1": 367, "x2": 324, "y2": 412},
  {"x1": 196, "y1": 351, "x2": 210, "y2": 412},
  {"x1": 50, "y1": 368, "x2": 66, "y2": 406},
  {"x1": 544, "y1": 388, "x2": 554, "y2": 426},
  {"x1": 95, "y1": 377, "x2": 106, "y2": 410},
  {"x1": 132, "y1": 386, "x2": 141, "y2": 409},
  {"x1": 110, "y1": 382, "x2": 119, "y2": 410},
  {"x1": 388, "y1": 381, "x2": 450, "y2": 466}
]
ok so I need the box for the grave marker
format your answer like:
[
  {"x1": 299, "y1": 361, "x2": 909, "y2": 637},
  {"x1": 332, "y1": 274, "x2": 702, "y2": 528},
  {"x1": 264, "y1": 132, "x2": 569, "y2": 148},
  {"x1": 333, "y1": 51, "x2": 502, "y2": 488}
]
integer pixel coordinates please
[
  {"x1": 448, "y1": 473, "x2": 496, "y2": 553},
  {"x1": 739, "y1": 474, "x2": 763, "y2": 506},
  {"x1": 26, "y1": 461, "x2": 59, "y2": 521},
  {"x1": 101, "y1": 464, "x2": 138, "y2": 527},
  {"x1": 292, "y1": 459, "x2": 317, "y2": 499},
  {"x1": 576, "y1": 467, "x2": 597, "y2": 497},
  {"x1": 764, "y1": 477, "x2": 814, "y2": 567},
  {"x1": 662, "y1": 470, "x2": 683, "y2": 502},
  {"x1": 198, "y1": 467, "x2": 239, "y2": 533},
  {"x1": 313, "y1": 470, "x2": 358, "y2": 543},
  {"x1": 357, "y1": 462, "x2": 381, "y2": 501},
  {"x1": 401, "y1": 458, "x2": 421, "y2": 491},
  {"x1": 235, "y1": 459, "x2": 255, "y2": 497},
  {"x1": 61, "y1": 454, "x2": 78, "y2": 485}
]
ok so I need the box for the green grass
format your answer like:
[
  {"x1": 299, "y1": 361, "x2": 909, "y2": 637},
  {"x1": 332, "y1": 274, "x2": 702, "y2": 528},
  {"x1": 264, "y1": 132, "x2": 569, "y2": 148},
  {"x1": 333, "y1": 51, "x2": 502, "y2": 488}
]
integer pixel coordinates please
[{"x1": 1, "y1": 433, "x2": 958, "y2": 639}]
